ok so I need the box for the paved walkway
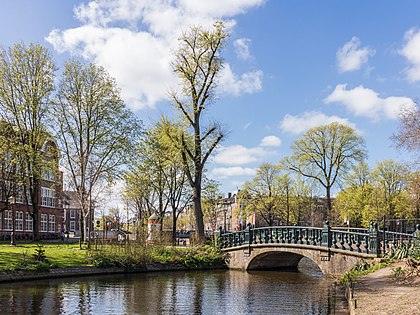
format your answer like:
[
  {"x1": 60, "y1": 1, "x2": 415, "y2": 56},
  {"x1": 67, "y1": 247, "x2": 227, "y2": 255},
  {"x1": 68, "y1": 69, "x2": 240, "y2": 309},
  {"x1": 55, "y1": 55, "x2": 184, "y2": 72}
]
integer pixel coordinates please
[{"x1": 350, "y1": 261, "x2": 420, "y2": 315}]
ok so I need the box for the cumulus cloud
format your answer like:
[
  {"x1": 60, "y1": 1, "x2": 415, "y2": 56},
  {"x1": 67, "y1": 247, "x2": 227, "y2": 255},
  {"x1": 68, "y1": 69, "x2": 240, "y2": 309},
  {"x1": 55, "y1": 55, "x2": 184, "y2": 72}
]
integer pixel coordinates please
[
  {"x1": 213, "y1": 144, "x2": 269, "y2": 165},
  {"x1": 46, "y1": 0, "x2": 265, "y2": 110},
  {"x1": 259, "y1": 135, "x2": 281, "y2": 147},
  {"x1": 210, "y1": 167, "x2": 256, "y2": 179},
  {"x1": 279, "y1": 111, "x2": 355, "y2": 134},
  {"x1": 218, "y1": 64, "x2": 263, "y2": 96},
  {"x1": 400, "y1": 28, "x2": 420, "y2": 82},
  {"x1": 234, "y1": 38, "x2": 252, "y2": 60},
  {"x1": 324, "y1": 84, "x2": 415, "y2": 120},
  {"x1": 336, "y1": 37, "x2": 375, "y2": 73}
]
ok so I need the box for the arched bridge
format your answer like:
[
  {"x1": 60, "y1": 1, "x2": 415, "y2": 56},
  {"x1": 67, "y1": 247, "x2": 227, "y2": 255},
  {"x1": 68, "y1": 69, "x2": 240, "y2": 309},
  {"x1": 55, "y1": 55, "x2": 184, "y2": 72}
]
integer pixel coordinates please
[{"x1": 219, "y1": 222, "x2": 419, "y2": 275}]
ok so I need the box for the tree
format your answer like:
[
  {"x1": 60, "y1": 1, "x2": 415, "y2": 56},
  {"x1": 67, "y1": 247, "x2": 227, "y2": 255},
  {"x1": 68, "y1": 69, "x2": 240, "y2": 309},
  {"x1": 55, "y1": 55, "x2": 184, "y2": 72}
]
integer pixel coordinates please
[
  {"x1": 243, "y1": 163, "x2": 283, "y2": 226},
  {"x1": 287, "y1": 122, "x2": 366, "y2": 215},
  {"x1": 170, "y1": 22, "x2": 228, "y2": 240},
  {"x1": 202, "y1": 179, "x2": 223, "y2": 233},
  {"x1": 334, "y1": 162, "x2": 373, "y2": 227},
  {"x1": 52, "y1": 60, "x2": 141, "y2": 246},
  {"x1": 391, "y1": 102, "x2": 419, "y2": 159},
  {"x1": 371, "y1": 159, "x2": 409, "y2": 218},
  {"x1": 0, "y1": 42, "x2": 57, "y2": 240},
  {"x1": 125, "y1": 118, "x2": 192, "y2": 245}
]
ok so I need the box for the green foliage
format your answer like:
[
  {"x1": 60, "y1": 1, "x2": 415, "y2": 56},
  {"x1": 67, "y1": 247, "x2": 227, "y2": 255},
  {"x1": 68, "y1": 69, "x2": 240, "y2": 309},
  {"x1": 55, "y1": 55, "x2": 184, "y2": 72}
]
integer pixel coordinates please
[
  {"x1": 338, "y1": 259, "x2": 389, "y2": 285},
  {"x1": 33, "y1": 244, "x2": 47, "y2": 262},
  {"x1": 5, "y1": 245, "x2": 56, "y2": 272},
  {"x1": 385, "y1": 242, "x2": 418, "y2": 260},
  {"x1": 88, "y1": 244, "x2": 227, "y2": 269}
]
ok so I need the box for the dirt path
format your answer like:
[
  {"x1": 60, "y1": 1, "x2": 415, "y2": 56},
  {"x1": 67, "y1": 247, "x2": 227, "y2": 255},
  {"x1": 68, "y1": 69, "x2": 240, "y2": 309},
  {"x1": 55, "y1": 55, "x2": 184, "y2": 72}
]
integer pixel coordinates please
[{"x1": 351, "y1": 261, "x2": 420, "y2": 315}]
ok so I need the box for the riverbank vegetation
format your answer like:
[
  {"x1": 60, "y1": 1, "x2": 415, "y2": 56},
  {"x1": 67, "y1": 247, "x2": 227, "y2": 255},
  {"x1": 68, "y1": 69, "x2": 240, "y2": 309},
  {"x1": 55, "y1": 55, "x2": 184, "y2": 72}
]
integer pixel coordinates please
[{"x1": 0, "y1": 242, "x2": 227, "y2": 272}]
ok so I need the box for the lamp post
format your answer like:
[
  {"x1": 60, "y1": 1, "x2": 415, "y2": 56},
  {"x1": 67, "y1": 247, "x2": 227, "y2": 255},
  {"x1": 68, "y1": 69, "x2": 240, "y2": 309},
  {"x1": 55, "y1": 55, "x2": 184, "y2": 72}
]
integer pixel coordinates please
[{"x1": 9, "y1": 196, "x2": 16, "y2": 246}]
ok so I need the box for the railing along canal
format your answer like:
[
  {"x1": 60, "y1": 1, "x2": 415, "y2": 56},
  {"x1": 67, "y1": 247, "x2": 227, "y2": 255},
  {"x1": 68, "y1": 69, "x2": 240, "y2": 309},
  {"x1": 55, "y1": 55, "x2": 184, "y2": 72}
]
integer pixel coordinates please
[{"x1": 219, "y1": 221, "x2": 420, "y2": 256}]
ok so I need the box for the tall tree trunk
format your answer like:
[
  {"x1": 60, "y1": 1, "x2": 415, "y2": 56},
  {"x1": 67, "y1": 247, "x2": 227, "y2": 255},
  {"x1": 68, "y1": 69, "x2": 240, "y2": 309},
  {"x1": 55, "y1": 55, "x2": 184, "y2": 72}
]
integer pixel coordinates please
[{"x1": 326, "y1": 186, "x2": 332, "y2": 220}]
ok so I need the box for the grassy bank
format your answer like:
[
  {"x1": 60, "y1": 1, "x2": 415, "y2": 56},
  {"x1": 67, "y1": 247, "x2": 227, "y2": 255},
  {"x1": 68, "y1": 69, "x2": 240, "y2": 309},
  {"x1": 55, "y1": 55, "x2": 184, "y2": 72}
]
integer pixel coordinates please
[{"x1": 0, "y1": 242, "x2": 227, "y2": 272}]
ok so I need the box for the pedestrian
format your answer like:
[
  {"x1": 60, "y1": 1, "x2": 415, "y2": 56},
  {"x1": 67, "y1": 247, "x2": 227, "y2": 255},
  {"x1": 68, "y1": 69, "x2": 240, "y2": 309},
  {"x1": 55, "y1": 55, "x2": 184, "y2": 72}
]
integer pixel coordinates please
[{"x1": 61, "y1": 230, "x2": 65, "y2": 242}]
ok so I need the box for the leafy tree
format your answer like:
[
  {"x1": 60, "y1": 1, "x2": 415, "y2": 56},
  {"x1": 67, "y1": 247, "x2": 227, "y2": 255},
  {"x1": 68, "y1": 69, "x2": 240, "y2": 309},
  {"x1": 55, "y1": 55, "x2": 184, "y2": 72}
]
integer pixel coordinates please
[
  {"x1": 290, "y1": 177, "x2": 316, "y2": 225},
  {"x1": 169, "y1": 22, "x2": 228, "y2": 240},
  {"x1": 124, "y1": 118, "x2": 192, "y2": 245},
  {"x1": 202, "y1": 179, "x2": 223, "y2": 233},
  {"x1": 406, "y1": 170, "x2": 420, "y2": 219},
  {"x1": 371, "y1": 159, "x2": 409, "y2": 218},
  {"x1": 287, "y1": 122, "x2": 366, "y2": 215},
  {"x1": 0, "y1": 42, "x2": 57, "y2": 240},
  {"x1": 243, "y1": 163, "x2": 283, "y2": 226},
  {"x1": 52, "y1": 60, "x2": 141, "y2": 246}
]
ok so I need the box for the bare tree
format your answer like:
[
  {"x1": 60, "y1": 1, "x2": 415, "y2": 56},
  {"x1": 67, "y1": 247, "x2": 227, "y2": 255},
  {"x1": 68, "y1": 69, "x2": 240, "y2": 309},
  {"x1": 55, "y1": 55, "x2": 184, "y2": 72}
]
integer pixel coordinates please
[
  {"x1": 170, "y1": 22, "x2": 228, "y2": 240},
  {"x1": 391, "y1": 102, "x2": 419, "y2": 164},
  {"x1": 52, "y1": 60, "x2": 141, "y2": 246}
]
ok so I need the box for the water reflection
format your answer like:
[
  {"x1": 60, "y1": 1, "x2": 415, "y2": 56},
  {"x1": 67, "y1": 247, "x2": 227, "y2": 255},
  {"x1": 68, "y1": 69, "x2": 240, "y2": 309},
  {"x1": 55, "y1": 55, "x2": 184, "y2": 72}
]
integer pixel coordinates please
[{"x1": 0, "y1": 258, "x2": 334, "y2": 314}]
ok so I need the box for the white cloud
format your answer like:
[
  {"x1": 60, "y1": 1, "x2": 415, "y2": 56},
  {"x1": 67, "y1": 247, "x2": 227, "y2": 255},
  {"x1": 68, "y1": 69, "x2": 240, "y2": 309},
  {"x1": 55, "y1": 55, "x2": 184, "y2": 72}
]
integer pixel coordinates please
[
  {"x1": 213, "y1": 144, "x2": 269, "y2": 165},
  {"x1": 279, "y1": 111, "x2": 355, "y2": 134},
  {"x1": 218, "y1": 64, "x2": 263, "y2": 96},
  {"x1": 259, "y1": 135, "x2": 281, "y2": 147},
  {"x1": 210, "y1": 167, "x2": 256, "y2": 179},
  {"x1": 234, "y1": 38, "x2": 252, "y2": 60},
  {"x1": 46, "y1": 0, "x2": 265, "y2": 110},
  {"x1": 400, "y1": 28, "x2": 420, "y2": 82},
  {"x1": 336, "y1": 37, "x2": 375, "y2": 73},
  {"x1": 324, "y1": 84, "x2": 415, "y2": 120}
]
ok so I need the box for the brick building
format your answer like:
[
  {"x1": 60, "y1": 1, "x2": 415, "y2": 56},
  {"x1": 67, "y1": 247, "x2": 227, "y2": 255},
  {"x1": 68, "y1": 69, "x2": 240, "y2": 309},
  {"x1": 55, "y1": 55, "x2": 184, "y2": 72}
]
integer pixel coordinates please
[{"x1": 0, "y1": 139, "x2": 63, "y2": 241}]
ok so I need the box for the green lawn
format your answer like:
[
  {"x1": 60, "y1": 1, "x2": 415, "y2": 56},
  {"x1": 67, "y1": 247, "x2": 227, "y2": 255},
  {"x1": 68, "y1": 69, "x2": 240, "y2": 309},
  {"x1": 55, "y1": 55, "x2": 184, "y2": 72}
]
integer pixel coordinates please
[{"x1": 0, "y1": 242, "x2": 91, "y2": 271}]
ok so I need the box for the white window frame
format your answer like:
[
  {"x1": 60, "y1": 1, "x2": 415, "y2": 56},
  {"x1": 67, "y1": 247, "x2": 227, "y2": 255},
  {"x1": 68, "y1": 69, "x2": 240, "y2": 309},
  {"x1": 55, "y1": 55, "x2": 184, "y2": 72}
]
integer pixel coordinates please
[
  {"x1": 41, "y1": 213, "x2": 48, "y2": 232},
  {"x1": 3, "y1": 210, "x2": 12, "y2": 230},
  {"x1": 42, "y1": 168, "x2": 55, "y2": 181},
  {"x1": 49, "y1": 215, "x2": 56, "y2": 232},
  {"x1": 70, "y1": 209, "x2": 76, "y2": 219},
  {"x1": 15, "y1": 211, "x2": 23, "y2": 231},
  {"x1": 70, "y1": 220, "x2": 76, "y2": 231},
  {"x1": 25, "y1": 212, "x2": 33, "y2": 232},
  {"x1": 41, "y1": 187, "x2": 56, "y2": 208}
]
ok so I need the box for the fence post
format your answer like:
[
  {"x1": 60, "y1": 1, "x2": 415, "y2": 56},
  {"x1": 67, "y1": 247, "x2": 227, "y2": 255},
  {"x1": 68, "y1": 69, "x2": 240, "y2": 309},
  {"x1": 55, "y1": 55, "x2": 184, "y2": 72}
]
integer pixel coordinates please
[
  {"x1": 322, "y1": 220, "x2": 332, "y2": 247},
  {"x1": 369, "y1": 222, "x2": 380, "y2": 256}
]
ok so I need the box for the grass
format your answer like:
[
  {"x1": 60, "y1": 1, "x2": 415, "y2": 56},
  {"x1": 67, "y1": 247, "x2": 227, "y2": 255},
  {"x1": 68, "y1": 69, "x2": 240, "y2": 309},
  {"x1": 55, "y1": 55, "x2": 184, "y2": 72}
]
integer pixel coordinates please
[
  {"x1": 0, "y1": 242, "x2": 227, "y2": 272},
  {"x1": 0, "y1": 242, "x2": 90, "y2": 271}
]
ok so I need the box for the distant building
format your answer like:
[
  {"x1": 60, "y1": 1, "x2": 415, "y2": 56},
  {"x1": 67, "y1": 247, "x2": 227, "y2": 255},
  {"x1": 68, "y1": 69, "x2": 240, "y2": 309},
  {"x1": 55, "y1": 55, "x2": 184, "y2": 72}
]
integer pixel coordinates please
[
  {"x1": 62, "y1": 191, "x2": 82, "y2": 236},
  {"x1": 0, "y1": 138, "x2": 64, "y2": 240}
]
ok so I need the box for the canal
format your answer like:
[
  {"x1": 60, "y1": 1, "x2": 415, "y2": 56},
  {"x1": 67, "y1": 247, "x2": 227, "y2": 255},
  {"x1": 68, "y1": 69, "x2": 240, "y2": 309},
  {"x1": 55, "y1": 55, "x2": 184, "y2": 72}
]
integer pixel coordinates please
[{"x1": 0, "y1": 258, "x2": 337, "y2": 314}]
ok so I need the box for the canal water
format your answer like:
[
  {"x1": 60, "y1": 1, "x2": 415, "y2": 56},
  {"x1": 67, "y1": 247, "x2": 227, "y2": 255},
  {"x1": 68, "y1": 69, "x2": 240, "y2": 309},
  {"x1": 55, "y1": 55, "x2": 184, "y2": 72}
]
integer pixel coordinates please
[{"x1": 0, "y1": 258, "x2": 337, "y2": 314}]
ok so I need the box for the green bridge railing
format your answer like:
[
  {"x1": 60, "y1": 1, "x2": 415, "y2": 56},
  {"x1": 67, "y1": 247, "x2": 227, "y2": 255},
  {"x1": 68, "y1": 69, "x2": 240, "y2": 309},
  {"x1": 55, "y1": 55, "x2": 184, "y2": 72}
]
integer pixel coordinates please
[{"x1": 219, "y1": 221, "x2": 420, "y2": 256}]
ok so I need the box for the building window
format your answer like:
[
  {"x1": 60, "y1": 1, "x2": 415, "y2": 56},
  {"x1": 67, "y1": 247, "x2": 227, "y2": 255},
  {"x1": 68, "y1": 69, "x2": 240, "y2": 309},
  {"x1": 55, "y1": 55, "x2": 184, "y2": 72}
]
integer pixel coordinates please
[
  {"x1": 42, "y1": 168, "x2": 55, "y2": 181},
  {"x1": 3, "y1": 210, "x2": 12, "y2": 230},
  {"x1": 70, "y1": 209, "x2": 76, "y2": 219},
  {"x1": 16, "y1": 211, "x2": 23, "y2": 231},
  {"x1": 25, "y1": 213, "x2": 33, "y2": 231},
  {"x1": 41, "y1": 214, "x2": 48, "y2": 232},
  {"x1": 49, "y1": 215, "x2": 56, "y2": 232},
  {"x1": 70, "y1": 220, "x2": 76, "y2": 231},
  {"x1": 41, "y1": 187, "x2": 56, "y2": 208}
]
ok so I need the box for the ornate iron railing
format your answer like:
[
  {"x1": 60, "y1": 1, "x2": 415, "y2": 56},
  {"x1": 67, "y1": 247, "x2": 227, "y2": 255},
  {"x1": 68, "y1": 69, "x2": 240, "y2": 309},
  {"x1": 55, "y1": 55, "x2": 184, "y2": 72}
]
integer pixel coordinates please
[{"x1": 219, "y1": 222, "x2": 420, "y2": 256}]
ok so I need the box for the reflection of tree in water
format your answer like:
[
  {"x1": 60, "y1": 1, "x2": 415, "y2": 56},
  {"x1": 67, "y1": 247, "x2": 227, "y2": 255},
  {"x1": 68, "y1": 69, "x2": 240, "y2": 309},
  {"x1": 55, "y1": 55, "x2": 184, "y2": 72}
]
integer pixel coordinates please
[{"x1": 0, "y1": 270, "x2": 335, "y2": 314}]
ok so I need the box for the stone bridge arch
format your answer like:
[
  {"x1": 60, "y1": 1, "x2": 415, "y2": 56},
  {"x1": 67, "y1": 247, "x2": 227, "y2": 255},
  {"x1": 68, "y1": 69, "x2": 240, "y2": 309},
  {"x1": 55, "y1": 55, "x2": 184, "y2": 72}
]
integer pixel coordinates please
[{"x1": 225, "y1": 244, "x2": 375, "y2": 275}]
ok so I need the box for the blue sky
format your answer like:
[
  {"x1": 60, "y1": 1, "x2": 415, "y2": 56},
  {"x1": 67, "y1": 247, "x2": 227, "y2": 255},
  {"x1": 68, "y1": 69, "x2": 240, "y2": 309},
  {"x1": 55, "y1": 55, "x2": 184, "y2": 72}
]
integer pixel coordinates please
[{"x1": 1, "y1": 0, "x2": 419, "y2": 196}]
